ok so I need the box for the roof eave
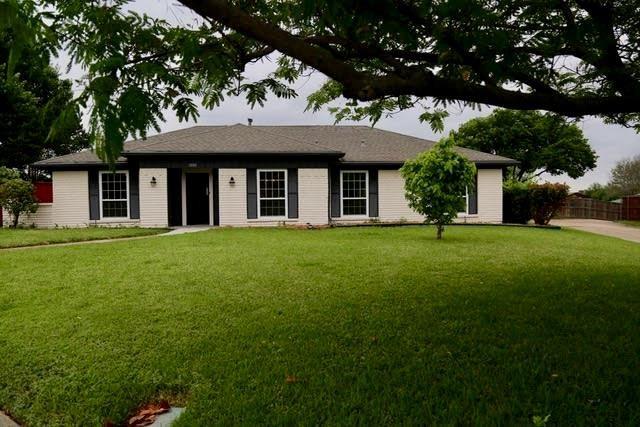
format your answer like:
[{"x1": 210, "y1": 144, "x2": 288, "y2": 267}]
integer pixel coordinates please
[
  {"x1": 31, "y1": 161, "x2": 128, "y2": 170},
  {"x1": 340, "y1": 159, "x2": 519, "y2": 167},
  {"x1": 123, "y1": 151, "x2": 345, "y2": 157}
]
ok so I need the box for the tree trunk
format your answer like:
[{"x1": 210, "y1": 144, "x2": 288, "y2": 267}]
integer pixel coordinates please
[
  {"x1": 12, "y1": 212, "x2": 19, "y2": 228},
  {"x1": 436, "y1": 224, "x2": 444, "y2": 240}
]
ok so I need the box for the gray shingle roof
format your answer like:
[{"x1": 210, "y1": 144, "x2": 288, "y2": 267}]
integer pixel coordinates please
[
  {"x1": 33, "y1": 150, "x2": 127, "y2": 166},
  {"x1": 33, "y1": 124, "x2": 517, "y2": 166},
  {"x1": 253, "y1": 125, "x2": 516, "y2": 164}
]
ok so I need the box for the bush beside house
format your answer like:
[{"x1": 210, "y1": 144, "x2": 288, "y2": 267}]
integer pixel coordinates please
[
  {"x1": 504, "y1": 182, "x2": 569, "y2": 225},
  {"x1": 0, "y1": 168, "x2": 38, "y2": 228}
]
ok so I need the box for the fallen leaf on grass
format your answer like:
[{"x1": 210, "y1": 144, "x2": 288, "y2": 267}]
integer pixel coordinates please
[
  {"x1": 285, "y1": 375, "x2": 300, "y2": 384},
  {"x1": 127, "y1": 400, "x2": 171, "y2": 426}
]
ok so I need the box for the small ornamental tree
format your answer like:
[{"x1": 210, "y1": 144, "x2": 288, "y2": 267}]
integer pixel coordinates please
[
  {"x1": 0, "y1": 178, "x2": 37, "y2": 228},
  {"x1": 401, "y1": 136, "x2": 476, "y2": 239}
]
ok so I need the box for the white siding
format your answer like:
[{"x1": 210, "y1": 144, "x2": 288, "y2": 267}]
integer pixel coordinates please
[
  {"x1": 475, "y1": 168, "x2": 503, "y2": 223},
  {"x1": 2, "y1": 204, "x2": 53, "y2": 228},
  {"x1": 219, "y1": 168, "x2": 248, "y2": 226},
  {"x1": 377, "y1": 168, "x2": 504, "y2": 224},
  {"x1": 139, "y1": 168, "x2": 168, "y2": 227},
  {"x1": 298, "y1": 168, "x2": 328, "y2": 225},
  {"x1": 378, "y1": 169, "x2": 425, "y2": 222},
  {"x1": 4, "y1": 167, "x2": 502, "y2": 228},
  {"x1": 52, "y1": 171, "x2": 90, "y2": 227},
  {"x1": 218, "y1": 168, "x2": 328, "y2": 227}
]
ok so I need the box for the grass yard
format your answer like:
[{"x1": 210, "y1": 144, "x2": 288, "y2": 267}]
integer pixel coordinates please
[
  {"x1": 0, "y1": 226, "x2": 167, "y2": 249},
  {"x1": 620, "y1": 220, "x2": 640, "y2": 228},
  {"x1": 1, "y1": 226, "x2": 639, "y2": 425}
]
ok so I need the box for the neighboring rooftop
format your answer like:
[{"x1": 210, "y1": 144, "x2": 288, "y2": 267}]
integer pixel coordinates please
[{"x1": 34, "y1": 124, "x2": 518, "y2": 167}]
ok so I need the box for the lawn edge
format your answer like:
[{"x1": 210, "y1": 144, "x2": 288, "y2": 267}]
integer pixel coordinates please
[{"x1": 0, "y1": 228, "x2": 169, "y2": 250}]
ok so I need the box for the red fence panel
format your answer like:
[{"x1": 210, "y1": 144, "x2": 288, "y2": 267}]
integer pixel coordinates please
[
  {"x1": 34, "y1": 181, "x2": 53, "y2": 203},
  {"x1": 622, "y1": 196, "x2": 640, "y2": 221}
]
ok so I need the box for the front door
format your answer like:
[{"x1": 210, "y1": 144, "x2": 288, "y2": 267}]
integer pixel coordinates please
[{"x1": 186, "y1": 173, "x2": 210, "y2": 225}]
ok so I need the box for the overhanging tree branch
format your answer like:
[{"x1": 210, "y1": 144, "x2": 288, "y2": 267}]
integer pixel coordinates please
[{"x1": 177, "y1": 0, "x2": 640, "y2": 117}]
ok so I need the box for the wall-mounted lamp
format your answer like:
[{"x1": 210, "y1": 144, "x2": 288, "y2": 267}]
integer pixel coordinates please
[
  {"x1": 229, "y1": 176, "x2": 235, "y2": 185},
  {"x1": 150, "y1": 176, "x2": 157, "y2": 186}
]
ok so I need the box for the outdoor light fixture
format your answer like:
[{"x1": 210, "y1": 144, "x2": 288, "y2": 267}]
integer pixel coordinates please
[
  {"x1": 150, "y1": 176, "x2": 157, "y2": 186},
  {"x1": 229, "y1": 176, "x2": 235, "y2": 185}
]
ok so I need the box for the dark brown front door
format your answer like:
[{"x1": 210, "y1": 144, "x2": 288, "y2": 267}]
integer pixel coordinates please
[{"x1": 186, "y1": 173, "x2": 210, "y2": 225}]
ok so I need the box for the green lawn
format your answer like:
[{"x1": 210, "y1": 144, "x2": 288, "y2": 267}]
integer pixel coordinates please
[
  {"x1": 619, "y1": 220, "x2": 640, "y2": 228},
  {"x1": 0, "y1": 226, "x2": 167, "y2": 248},
  {"x1": 1, "y1": 226, "x2": 639, "y2": 426}
]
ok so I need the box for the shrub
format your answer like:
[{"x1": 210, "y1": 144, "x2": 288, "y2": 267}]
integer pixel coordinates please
[
  {"x1": 503, "y1": 180, "x2": 532, "y2": 224},
  {"x1": 503, "y1": 181, "x2": 569, "y2": 225},
  {"x1": 529, "y1": 183, "x2": 569, "y2": 225},
  {"x1": 0, "y1": 179, "x2": 38, "y2": 228},
  {"x1": 0, "y1": 167, "x2": 21, "y2": 184},
  {"x1": 401, "y1": 135, "x2": 476, "y2": 239}
]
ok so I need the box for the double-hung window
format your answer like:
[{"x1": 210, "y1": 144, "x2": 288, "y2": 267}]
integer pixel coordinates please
[
  {"x1": 100, "y1": 171, "x2": 129, "y2": 218},
  {"x1": 341, "y1": 170, "x2": 368, "y2": 216},
  {"x1": 258, "y1": 169, "x2": 287, "y2": 217}
]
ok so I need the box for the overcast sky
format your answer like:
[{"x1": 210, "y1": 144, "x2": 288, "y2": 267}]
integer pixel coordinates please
[{"x1": 62, "y1": 1, "x2": 640, "y2": 191}]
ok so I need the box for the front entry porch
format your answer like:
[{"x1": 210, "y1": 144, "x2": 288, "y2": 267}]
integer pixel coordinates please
[{"x1": 167, "y1": 168, "x2": 219, "y2": 227}]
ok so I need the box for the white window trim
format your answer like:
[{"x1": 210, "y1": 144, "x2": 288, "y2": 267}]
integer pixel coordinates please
[
  {"x1": 257, "y1": 169, "x2": 288, "y2": 219},
  {"x1": 99, "y1": 170, "x2": 130, "y2": 220},
  {"x1": 340, "y1": 170, "x2": 369, "y2": 217},
  {"x1": 458, "y1": 187, "x2": 469, "y2": 216}
]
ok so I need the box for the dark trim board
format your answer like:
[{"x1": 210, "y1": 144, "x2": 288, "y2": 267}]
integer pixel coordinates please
[
  {"x1": 287, "y1": 169, "x2": 299, "y2": 219},
  {"x1": 246, "y1": 168, "x2": 258, "y2": 219},
  {"x1": 212, "y1": 169, "x2": 220, "y2": 226},
  {"x1": 129, "y1": 167, "x2": 140, "y2": 219},
  {"x1": 330, "y1": 167, "x2": 341, "y2": 218},
  {"x1": 88, "y1": 169, "x2": 100, "y2": 220},
  {"x1": 138, "y1": 156, "x2": 333, "y2": 170},
  {"x1": 368, "y1": 169, "x2": 378, "y2": 218},
  {"x1": 167, "y1": 168, "x2": 183, "y2": 226},
  {"x1": 126, "y1": 152, "x2": 343, "y2": 158},
  {"x1": 37, "y1": 159, "x2": 516, "y2": 171},
  {"x1": 339, "y1": 161, "x2": 517, "y2": 169},
  {"x1": 35, "y1": 163, "x2": 129, "y2": 171}
]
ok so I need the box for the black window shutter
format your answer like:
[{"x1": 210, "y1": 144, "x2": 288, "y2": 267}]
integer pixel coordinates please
[
  {"x1": 468, "y1": 173, "x2": 478, "y2": 214},
  {"x1": 247, "y1": 168, "x2": 258, "y2": 219},
  {"x1": 167, "y1": 168, "x2": 182, "y2": 226},
  {"x1": 88, "y1": 169, "x2": 100, "y2": 220},
  {"x1": 330, "y1": 167, "x2": 341, "y2": 218},
  {"x1": 129, "y1": 167, "x2": 140, "y2": 219},
  {"x1": 287, "y1": 168, "x2": 298, "y2": 219},
  {"x1": 368, "y1": 169, "x2": 378, "y2": 217},
  {"x1": 212, "y1": 169, "x2": 220, "y2": 226}
]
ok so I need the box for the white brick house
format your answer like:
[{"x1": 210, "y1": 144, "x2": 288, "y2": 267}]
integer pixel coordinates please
[{"x1": 21, "y1": 124, "x2": 516, "y2": 228}]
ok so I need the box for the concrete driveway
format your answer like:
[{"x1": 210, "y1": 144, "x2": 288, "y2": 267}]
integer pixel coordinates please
[{"x1": 550, "y1": 219, "x2": 640, "y2": 243}]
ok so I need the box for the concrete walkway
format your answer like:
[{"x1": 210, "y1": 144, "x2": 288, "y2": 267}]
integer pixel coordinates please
[
  {"x1": 551, "y1": 219, "x2": 640, "y2": 243},
  {"x1": 160, "y1": 226, "x2": 215, "y2": 236},
  {"x1": 0, "y1": 411, "x2": 19, "y2": 427},
  {"x1": 2, "y1": 226, "x2": 213, "y2": 251}
]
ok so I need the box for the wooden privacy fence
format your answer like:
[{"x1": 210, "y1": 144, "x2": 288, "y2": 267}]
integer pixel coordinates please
[
  {"x1": 558, "y1": 197, "x2": 622, "y2": 221},
  {"x1": 622, "y1": 195, "x2": 640, "y2": 220}
]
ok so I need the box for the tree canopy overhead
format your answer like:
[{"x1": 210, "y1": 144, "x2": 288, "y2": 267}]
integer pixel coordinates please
[
  {"x1": 452, "y1": 109, "x2": 597, "y2": 181},
  {"x1": 0, "y1": 12, "x2": 88, "y2": 171},
  {"x1": 4, "y1": 0, "x2": 640, "y2": 162}
]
